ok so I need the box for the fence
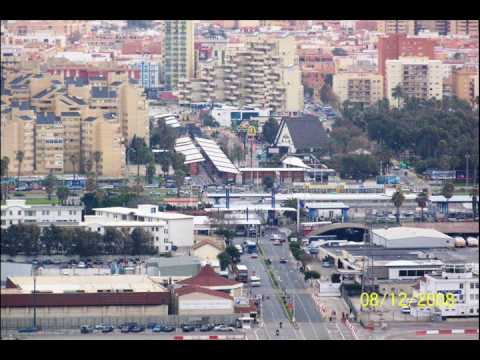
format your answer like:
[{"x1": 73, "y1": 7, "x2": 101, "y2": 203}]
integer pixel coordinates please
[
  {"x1": 1, "y1": 314, "x2": 241, "y2": 332},
  {"x1": 340, "y1": 286, "x2": 358, "y2": 321}
]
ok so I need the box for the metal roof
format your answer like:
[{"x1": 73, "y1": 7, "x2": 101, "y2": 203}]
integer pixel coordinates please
[
  {"x1": 195, "y1": 137, "x2": 239, "y2": 174},
  {"x1": 174, "y1": 138, "x2": 205, "y2": 164}
]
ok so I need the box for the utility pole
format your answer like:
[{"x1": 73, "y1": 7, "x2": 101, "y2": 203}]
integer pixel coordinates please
[
  {"x1": 32, "y1": 265, "x2": 37, "y2": 329},
  {"x1": 296, "y1": 197, "x2": 300, "y2": 234}
]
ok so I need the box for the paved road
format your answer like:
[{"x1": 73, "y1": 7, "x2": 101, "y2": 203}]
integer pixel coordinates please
[
  {"x1": 231, "y1": 236, "x2": 302, "y2": 340},
  {"x1": 242, "y1": 228, "x2": 331, "y2": 340}
]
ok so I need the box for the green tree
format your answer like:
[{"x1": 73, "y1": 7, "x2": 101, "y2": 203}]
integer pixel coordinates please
[
  {"x1": 471, "y1": 188, "x2": 478, "y2": 220},
  {"x1": 1, "y1": 156, "x2": 9, "y2": 178},
  {"x1": 15, "y1": 150, "x2": 24, "y2": 186},
  {"x1": 158, "y1": 153, "x2": 170, "y2": 179},
  {"x1": 7, "y1": 224, "x2": 41, "y2": 256},
  {"x1": 69, "y1": 154, "x2": 78, "y2": 180},
  {"x1": 262, "y1": 176, "x2": 274, "y2": 191},
  {"x1": 103, "y1": 228, "x2": 127, "y2": 255},
  {"x1": 93, "y1": 151, "x2": 102, "y2": 183},
  {"x1": 43, "y1": 171, "x2": 57, "y2": 201},
  {"x1": 262, "y1": 118, "x2": 279, "y2": 144},
  {"x1": 217, "y1": 251, "x2": 232, "y2": 271},
  {"x1": 320, "y1": 84, "x2": 339, "y2": 108},
  {"x1": 86, "y1": 172, "x2": 96, "y2": 193},
  {"x1": 146, "y1": 161, "x2": 156, "y2": 184},
  {"x1": 56, "y1": 186, "x2": 70, "y2": 205},
  {"x1": 392, "y1": 84, "x2": 404, "y2": 108},
  {"x1": 85, "y1": 158, "x2": 94, "y2": 173},
  {"x1": 130, "y1": 228, "x2": 155, "y2": 255},
  {"x1": 70, "y1": 228, "x2": 103, "y2": 257},
  {"x1": 304, "y1": 270, "x2": 321, "y2": 281},
  {"x1": 416, "y1": 189, "x2": 429, "y2": 222},
  {"x1": 442, "y1": 182, "x2": 455, "y2": 216},
  {"x1": 40, "y1": 225, "x2": 65, "y2": 255},
  {"x1": 225, "y1": 244, "x2": 240, "y2": 261},
  {"x1": 174, "y1": 169, "x2": 186, "y2": 197},
  {"x1": 151, "y1": 119, "x2": 177, "y2": 151},
  {"x1": 391, "y1": 190, "x2": 405, "y2": 224}
]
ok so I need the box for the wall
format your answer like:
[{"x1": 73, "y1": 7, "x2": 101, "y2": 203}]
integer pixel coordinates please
[
  {"x1": 168, "y1": 218, "x2": 194, "y2": 248},
  {"x1": 177, "y1": 292, "x2": 234, "y2": 316}
]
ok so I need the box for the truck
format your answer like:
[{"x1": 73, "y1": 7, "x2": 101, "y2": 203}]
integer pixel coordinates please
[{"x1": 234, "y1": 264, "x2": 249, "y2": 283}]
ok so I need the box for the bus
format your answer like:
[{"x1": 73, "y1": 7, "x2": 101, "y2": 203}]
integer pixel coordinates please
[{"x1": 234, "y1": 264, "x2": 249, "y2": 283}]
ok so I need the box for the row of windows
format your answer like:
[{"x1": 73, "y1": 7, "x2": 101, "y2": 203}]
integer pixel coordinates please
[
  {"x1": 398, "y1": 269, "x2": 433, "y2": 277},
  {"x1": 4, "y1": 210, "x2": 77, "y2": 216}
]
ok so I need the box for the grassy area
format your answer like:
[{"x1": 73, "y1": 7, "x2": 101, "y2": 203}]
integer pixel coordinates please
[{"x1": 25, "y1": 198, "x2": 59, "y2": 205}]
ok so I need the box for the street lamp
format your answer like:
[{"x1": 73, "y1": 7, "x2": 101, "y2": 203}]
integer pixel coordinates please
[{"x1": 465, "y1": 153, "x2": 470, "y2": 187}]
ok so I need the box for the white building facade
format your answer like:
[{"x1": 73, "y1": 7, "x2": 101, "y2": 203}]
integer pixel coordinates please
[
  {"x1": 1, "y1": 199, "x2": 82, "y2": 229},
  {"x1": 414, "y1": 264, "x2": 479, "y2": 318}
]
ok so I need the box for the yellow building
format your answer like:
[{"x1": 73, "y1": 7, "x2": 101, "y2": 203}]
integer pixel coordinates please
[
  {"x1": 452, "y1": 67, "x2": 479, "y2": 106},
  {"x1": 333, "y1": 72, "x2": 384, "y2": 106},
  {"x1": 34, "y1": 112, "x2": 64, "y2": 174},
  {"x1": 119, "y1": 83, "x2": 150, "y2": 146},
  {"x1": 377, "y1": 20, "x2": 415, "y2": 35},
  {"x1": 82, "y1": 114, "x2": 125, "y2": 178},
  {"x1": 0, "y1": 106, "x2": 35, "y2": 176}
]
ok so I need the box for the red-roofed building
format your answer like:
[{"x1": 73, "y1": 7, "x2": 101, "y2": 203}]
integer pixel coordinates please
[
  {"x1": 176, "y1": 265, "x2": 243, "y2": 297},
  {"x1": 174, "y1": 285, "x2": 235, "y2": 315}
]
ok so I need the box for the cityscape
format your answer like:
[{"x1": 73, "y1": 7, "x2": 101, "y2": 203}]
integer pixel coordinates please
[{"x1": 0, "y1": 19, "x2": 479, "y2": 341}]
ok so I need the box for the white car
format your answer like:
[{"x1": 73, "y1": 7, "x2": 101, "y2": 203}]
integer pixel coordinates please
[
  {"x1": 214, "y1": 325, "x2": 235, "y2": 332},
  {"x1": 400, "y1": 307, "x2": 411, "y2": 314},
  {"x1": 77, "y1": 261, "x2": 86, "y2": 269}
]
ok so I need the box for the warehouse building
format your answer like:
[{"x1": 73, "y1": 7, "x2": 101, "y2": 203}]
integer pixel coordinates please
[
  {"x1": 174, "y1": 285, "x2": 234, "y2": 316},
  {"x1": 372, "y1": 227, "x2": 454, "y2": 249},
  {"x1": 1, "y1": 275, "x2": 170, "y2": 330}
]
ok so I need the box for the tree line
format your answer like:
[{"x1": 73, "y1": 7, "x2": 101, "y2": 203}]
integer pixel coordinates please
[{"x1": 1, "y1": 224, "x2": 156, "y2": 257}]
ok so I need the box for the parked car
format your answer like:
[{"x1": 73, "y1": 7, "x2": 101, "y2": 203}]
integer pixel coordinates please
[
  {"x1": 251, "y1": 253, "x2": 258, "y2": 259},
  {"x1": 101, "y1": 325, "x2": 114, "y2": 333},
  {"x1": 94, "y1": 324, "x2": 105, "y2": 331},
  {"x1": 130, "y1": 325, "x2": 145, "y2": 333},
  {"x1": 120, "y1": 325, "x2": 131, "y2": 333},
  {"x1": 199, "y1": 324, "x2": 215, "y2": 332},
  {"x1": 279, "y1": 257, "x2": 288, "y2": 264},
  {"x1": 147, "y1": 322, "x2": 157, "y2": 330},
  {"x1": 182, "y1": 324, "x2": 196, "y2": 332},
  {"x1": 18, "y1": 326, "x2": 41, "y2": 333},
  {"x1": 400, "y1": 307, "x2": 411, "y2": 314},
  {"x1": 214, "y1": 325, "x2": 235, "y2": 332},
  {"x1": 80, "y1": 325, "x2": 93, "y2": 334},
  {"x1": 77, "y1": 261, "x2": 86, "y2": 269},
  {"x1": 273, "y1": 240, "x2": 282, "y2": 246},
  {"x1": 162, "y1": 325, "x2": 175, "y2": 332}
]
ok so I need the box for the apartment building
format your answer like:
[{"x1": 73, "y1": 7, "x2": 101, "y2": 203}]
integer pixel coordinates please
[
  {"x1": 378, "y1": 34, "x2": 435, "y2": 93},
  {"x1": 119, "y1": 83, "x2": 149, "y2": 145},
  {"x1": 59, "y1": 111, "x2": 82, "y2": 174},
  {"x1": 415, "y1": 20, "x2": 450, "y2": 35},
  {"x1": 130, "y1": 60, "x2": 161, "y2": 89},
  {"x1": 82, "y1": 114, "x2": 125, "y2": 178},
  {"x1": 1, "y1": 199, "x2": 82, "y2": 229},
  {"x1": 85, "y1": 204, "x2": 195, "y2": 252},
  {"x1": 377, "y1": 20, "x2": 415, "y2": 35},
  {"x1": 333, "y1": 72, "x2": 384, "y2": 106},
  {"x1": 449, "y1": 20, "x2": 479, "y2": 37},
  {"x1": 178, "y1": 36, "x2": 304, "y2": 114},
  {"x1": 452, "y1": 67, "x2": 479, "y2": 106},
  {"x1": 0, "y1": 105, "x2": 35, "y2": 176},
  {"x1": 163, "y1": 20, "x2": 195, "y2": 90},
  {"x1": 385, "y1": 57, "x2": 443, "y2": 107},
  {"x1": 34, "y1": 112, "x2": 64, "y2": 174}
]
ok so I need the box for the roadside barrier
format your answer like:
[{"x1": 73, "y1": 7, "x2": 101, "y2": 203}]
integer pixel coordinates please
[
  {"x1": 173, "y1": 334, "x2": 246, "y2": 340},
  {"x1": 344, "y1": 319, "x2": 359, "y2": 340},
  {"x1": 416, "y1": 329, "x2": 479, "y2": 336}
]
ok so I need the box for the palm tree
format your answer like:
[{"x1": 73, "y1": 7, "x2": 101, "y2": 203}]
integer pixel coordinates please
[
  {"x1": 69, "y1": 154, "x2": 78, "y2": 181},
  {"x1": 470, "y1": 188, "x2": 478, "y2": 220},
  {"x1": 15, "y1": 151, "x2": 24, "y2": 188},
  {"x1": 416, "y1": 189, "x2": 429, "y2": 222},
  {"x1": 1, "y1": 156, "x2": 10, "y2": 200},
  {"x1": 93, "y1": 151, "x2": 102, "y2": 184},
  {"x1": 441, "y1": 182, "x2": 455, "y2": 217},
  {"x1": 391, "y1": 189, "x2": 405, "y2": 224},
  {"x1": 392, "y1": 85, "x2": 404, "y2": 108}
]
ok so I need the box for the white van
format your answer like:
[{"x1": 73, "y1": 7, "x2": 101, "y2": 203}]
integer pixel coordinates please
[{"x1": 235, "y1": 244, "x2": 243, "y2": 255}]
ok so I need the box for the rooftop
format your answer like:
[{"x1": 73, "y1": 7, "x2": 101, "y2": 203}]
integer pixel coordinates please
[
  {"x1": 372, "y1": 227, "x2": 453, "y2": 241},
  {"x1": 177, "y1": 265, "x2": 242, "y2": 288},
  {"x1": 175, "y1": 285, "x2": 233, "y2": 300}
]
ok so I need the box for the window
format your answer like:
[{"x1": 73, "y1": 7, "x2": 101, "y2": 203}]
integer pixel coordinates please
[
  {"x1": 459, "y1": 283, "x2": 464, "y2": 289},
  {"x1": 399, "y1": 270, "x2": 407, "y2": 277},
  {"x1": 407, "y1": 270, "x2": 416, "y2": 277},
  {"x1": 471, "y1": 283, "x2": 475, "y2": 289}
]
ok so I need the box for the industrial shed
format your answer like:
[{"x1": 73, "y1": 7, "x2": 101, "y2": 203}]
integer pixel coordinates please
[{"x1": 372, "y1": 227, "x2": 454, "y2": 249}]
